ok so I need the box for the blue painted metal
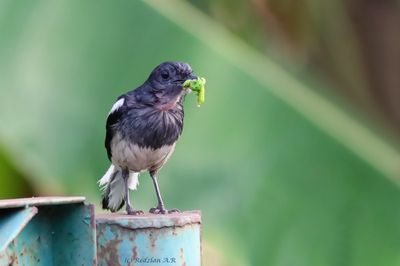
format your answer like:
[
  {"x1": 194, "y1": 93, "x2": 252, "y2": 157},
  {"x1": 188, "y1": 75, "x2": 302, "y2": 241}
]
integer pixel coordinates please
[
  {"x1": 96, "y1": 211, "x2": 202, "y2": 266},
  {"x1": 0, "y1": 207, "x2": 38, "y2": 252},
  {"x1": 0, "y1": 197, "x2": 96, "y2": 266},
  {"x1": 0, "y1": 196, "x2": 86, "y2": 209},
  {"x1": 0, "y1": 197, "x2": 202, "y2": 265}
]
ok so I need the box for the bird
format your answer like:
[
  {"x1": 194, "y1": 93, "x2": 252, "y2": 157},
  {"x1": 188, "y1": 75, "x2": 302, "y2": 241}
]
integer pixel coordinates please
[{"x1": 98, "y1": 61, "x2": 197, "y2": 215}]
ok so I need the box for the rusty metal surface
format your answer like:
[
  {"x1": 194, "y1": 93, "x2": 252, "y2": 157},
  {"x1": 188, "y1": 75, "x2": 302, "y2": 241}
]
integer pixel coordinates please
[
  {"x1": 0, "y1": 196, "x2": 86, "y2": 209},
  {"x1": 96, "y1": 211, "x2": 201, "y2": 229},
  {"x1": 0, "y1": 199, "x2": 96, "y2": 266},
  {"x1": 0, "y1": 207, "x2": 38, "y2": 252},
  {"x1": 51, "y1": 204, "x2": 97, "y2": 266},
  {"x1": 97, "y1": 211, "x2": 202, "y2": 266}
]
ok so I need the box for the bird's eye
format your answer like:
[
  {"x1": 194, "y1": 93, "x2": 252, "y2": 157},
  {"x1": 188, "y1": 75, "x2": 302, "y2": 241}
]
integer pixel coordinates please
[{"x1": 161, "y1": 71, "x2": 169, "y2": 80}]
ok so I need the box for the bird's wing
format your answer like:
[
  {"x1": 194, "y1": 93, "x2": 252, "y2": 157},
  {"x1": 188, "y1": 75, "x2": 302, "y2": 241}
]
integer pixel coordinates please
[{"x1": 105, "y1": 96, "x2": 126, "y2": 161}]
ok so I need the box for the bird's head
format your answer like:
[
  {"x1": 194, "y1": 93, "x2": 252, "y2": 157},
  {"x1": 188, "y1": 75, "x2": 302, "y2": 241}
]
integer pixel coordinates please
[{"x1": 144, "y1": 61, "x2": 197, "y2": 110}]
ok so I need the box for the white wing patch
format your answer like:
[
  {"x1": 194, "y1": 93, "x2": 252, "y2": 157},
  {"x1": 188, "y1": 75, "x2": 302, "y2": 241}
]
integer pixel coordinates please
[{"x1": 109, "y1": 98, "x2": 125, "y2": 114}]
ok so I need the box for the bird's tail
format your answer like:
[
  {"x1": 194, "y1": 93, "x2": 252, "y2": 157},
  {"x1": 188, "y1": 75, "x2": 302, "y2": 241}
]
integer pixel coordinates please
[
  {"x1": 99, "y1": 164, "x2": 125, "y2": 212},
  {"x1": 99, "y1": 165, "x2": 140, "y2": 212},
  {"x1": 128, "y1": 171, "x2": 139, "y2": 190}
]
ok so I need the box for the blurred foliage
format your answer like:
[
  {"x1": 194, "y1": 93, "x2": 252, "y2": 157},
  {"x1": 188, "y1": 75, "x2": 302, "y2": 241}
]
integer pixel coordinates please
[
  {"x1": 0, "y1": 0, "x2": 400, "y2": 265},
  {"x1": 190, "y1": 0, "x2": 400, "y2": 134},
  {"x1": 0, "y1": 147, "x2": 33, "y2": 198}
]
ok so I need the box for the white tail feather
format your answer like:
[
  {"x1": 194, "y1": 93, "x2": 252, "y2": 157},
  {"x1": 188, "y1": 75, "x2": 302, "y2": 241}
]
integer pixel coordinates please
[
  {"x1": 100, "y1": 166, "x2": 139, "y2": 211},
  {"x1": 99, "y1": 164, "x2": 115, "y2": 187},
  {"x1": 128, "y1": 172, "x2": 139, "y2": 190},
  {"x1": 107, "y1": 171, "x2": 125, "y2": 211}
]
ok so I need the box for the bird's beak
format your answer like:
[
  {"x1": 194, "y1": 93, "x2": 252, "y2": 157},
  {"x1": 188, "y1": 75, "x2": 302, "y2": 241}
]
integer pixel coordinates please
[
  {"x1": 174, "y1": 74, "x2": 198, "y2": 87},
  {"x1": 179, "y1": 74, "x2": 197, "y2": 94},
  {"x1": 188, "y1": 74, "x2": 198, "y2": 80}
]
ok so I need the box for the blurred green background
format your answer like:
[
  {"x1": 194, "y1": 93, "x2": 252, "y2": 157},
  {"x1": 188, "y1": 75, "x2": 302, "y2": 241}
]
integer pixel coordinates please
[{"x1": 1, "y1": 0, "x2": 400, "y2": 265}]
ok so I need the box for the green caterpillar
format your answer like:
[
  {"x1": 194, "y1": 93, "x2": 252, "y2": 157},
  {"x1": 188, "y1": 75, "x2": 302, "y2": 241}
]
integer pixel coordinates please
[{"x1": 183, "y1": 77, "x2": 206, "y2": 107}]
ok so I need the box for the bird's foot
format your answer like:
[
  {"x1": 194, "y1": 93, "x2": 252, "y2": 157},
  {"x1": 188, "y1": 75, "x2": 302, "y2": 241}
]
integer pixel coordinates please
[
  {"x1": 149, "y1": 205, "x2": 167, "y2": 214},
  {"x1": 168, "y1": 208, "x2": 180, "y2": 213},
  {"x1": 149, "y1": 205, "x2": 180, "y2": 214},
  {"x1": 127, "y1": 210, "x2": 144, "y2": 215},
  {"x1": 126, "y1": 206, "x2": 144, "y2": 215}
]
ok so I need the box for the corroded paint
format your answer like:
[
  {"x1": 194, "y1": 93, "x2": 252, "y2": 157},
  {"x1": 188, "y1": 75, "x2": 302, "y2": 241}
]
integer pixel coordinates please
[
  {"x1": 0, "y1": 196, "x2": 86, "y2": 209},
  {"x1": 97, "y1": 211, "x2": 201, "y2": 266},
  {"x1": 96, "y1": 211, "x2": 201, "y2": 229},
  {"x1": 0, "y1": 207, "x2": 38, "y2": 252},
  {"x1": 0, "y1": 197, "x2": 96, "y2": 266}
]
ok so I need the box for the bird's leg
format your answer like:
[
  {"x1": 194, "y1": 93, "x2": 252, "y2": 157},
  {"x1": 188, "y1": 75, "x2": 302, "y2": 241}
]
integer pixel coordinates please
[
  {"x1": 149, "y1": 170, "x2": 166, "y2": 214},
  {"x1": 149, "y1": 170, "x2": 180, "y2": 214},
  {"x1": 123, "y1": 169, "x2": 143, "y2": 215}
]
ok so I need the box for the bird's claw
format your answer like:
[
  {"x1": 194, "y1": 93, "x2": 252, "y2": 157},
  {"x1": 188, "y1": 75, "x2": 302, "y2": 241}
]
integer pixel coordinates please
[
  {"x1": 149, "y1": 206, "x2": 168, "y2": 214},
  {"x1": 168, "y1": 208, "x2": 180, "y2": 214},
  {"x1": 126, "y1": 207, "x2": 144, "y2": 215},
  {"x1": 149, "y1": 206, "x2": 180, "y2": 214}
]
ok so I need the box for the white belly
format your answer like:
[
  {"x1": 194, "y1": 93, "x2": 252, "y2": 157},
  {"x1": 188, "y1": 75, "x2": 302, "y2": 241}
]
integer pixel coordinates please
[{"x1": 110, "y1": 134, "x2": 175, "y2": 172}]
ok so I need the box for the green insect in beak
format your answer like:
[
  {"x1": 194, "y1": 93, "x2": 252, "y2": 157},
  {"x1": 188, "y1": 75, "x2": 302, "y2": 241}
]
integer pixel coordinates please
[{"x1": 183, "y1": 77, "x2": 206, "y2": 107}]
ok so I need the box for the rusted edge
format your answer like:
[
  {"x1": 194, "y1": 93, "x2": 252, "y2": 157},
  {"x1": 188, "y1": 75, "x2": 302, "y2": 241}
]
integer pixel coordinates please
[
  {"x1": 0, "y1": 196, "x2": 86, "y2": 209},
  {"x1": 0, "y1": 207, "x2": 38, "y2": 252},
  {"x1": 96, "y1": 210, "x2": 201, "y2": 229},
  {"x1": 86, "y1": 204, "x2": 98, "y2": 266}
]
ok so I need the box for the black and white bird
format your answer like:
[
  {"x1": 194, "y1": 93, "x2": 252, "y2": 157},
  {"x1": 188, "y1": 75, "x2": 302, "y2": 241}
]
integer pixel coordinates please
[{"x1": 99, "y1": 61, "x2": 197, "y2": 215}]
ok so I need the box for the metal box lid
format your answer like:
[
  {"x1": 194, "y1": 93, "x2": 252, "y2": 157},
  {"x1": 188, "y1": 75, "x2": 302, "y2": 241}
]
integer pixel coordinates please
[{"x1": 0, "y1": 196, "x2": 85, "y2": 209}]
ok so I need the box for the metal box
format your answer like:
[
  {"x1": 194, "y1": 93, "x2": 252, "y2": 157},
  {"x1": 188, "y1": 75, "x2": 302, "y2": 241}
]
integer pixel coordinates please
[
  {"x1": 0, "y1": 197, "x2": 96, "y2": 266},
  {"x1": 0, "y1": 197, "x2": 201, "y2": 266}
]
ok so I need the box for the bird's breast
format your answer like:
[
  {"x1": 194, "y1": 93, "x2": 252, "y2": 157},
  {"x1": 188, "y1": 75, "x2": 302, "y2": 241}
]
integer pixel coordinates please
[
  {"x1": 111, "y1": 133, "x2": 176, "y2": 172},
  {"x1": 119, "y1": 105, "x2": 184, "y2": 149}
]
